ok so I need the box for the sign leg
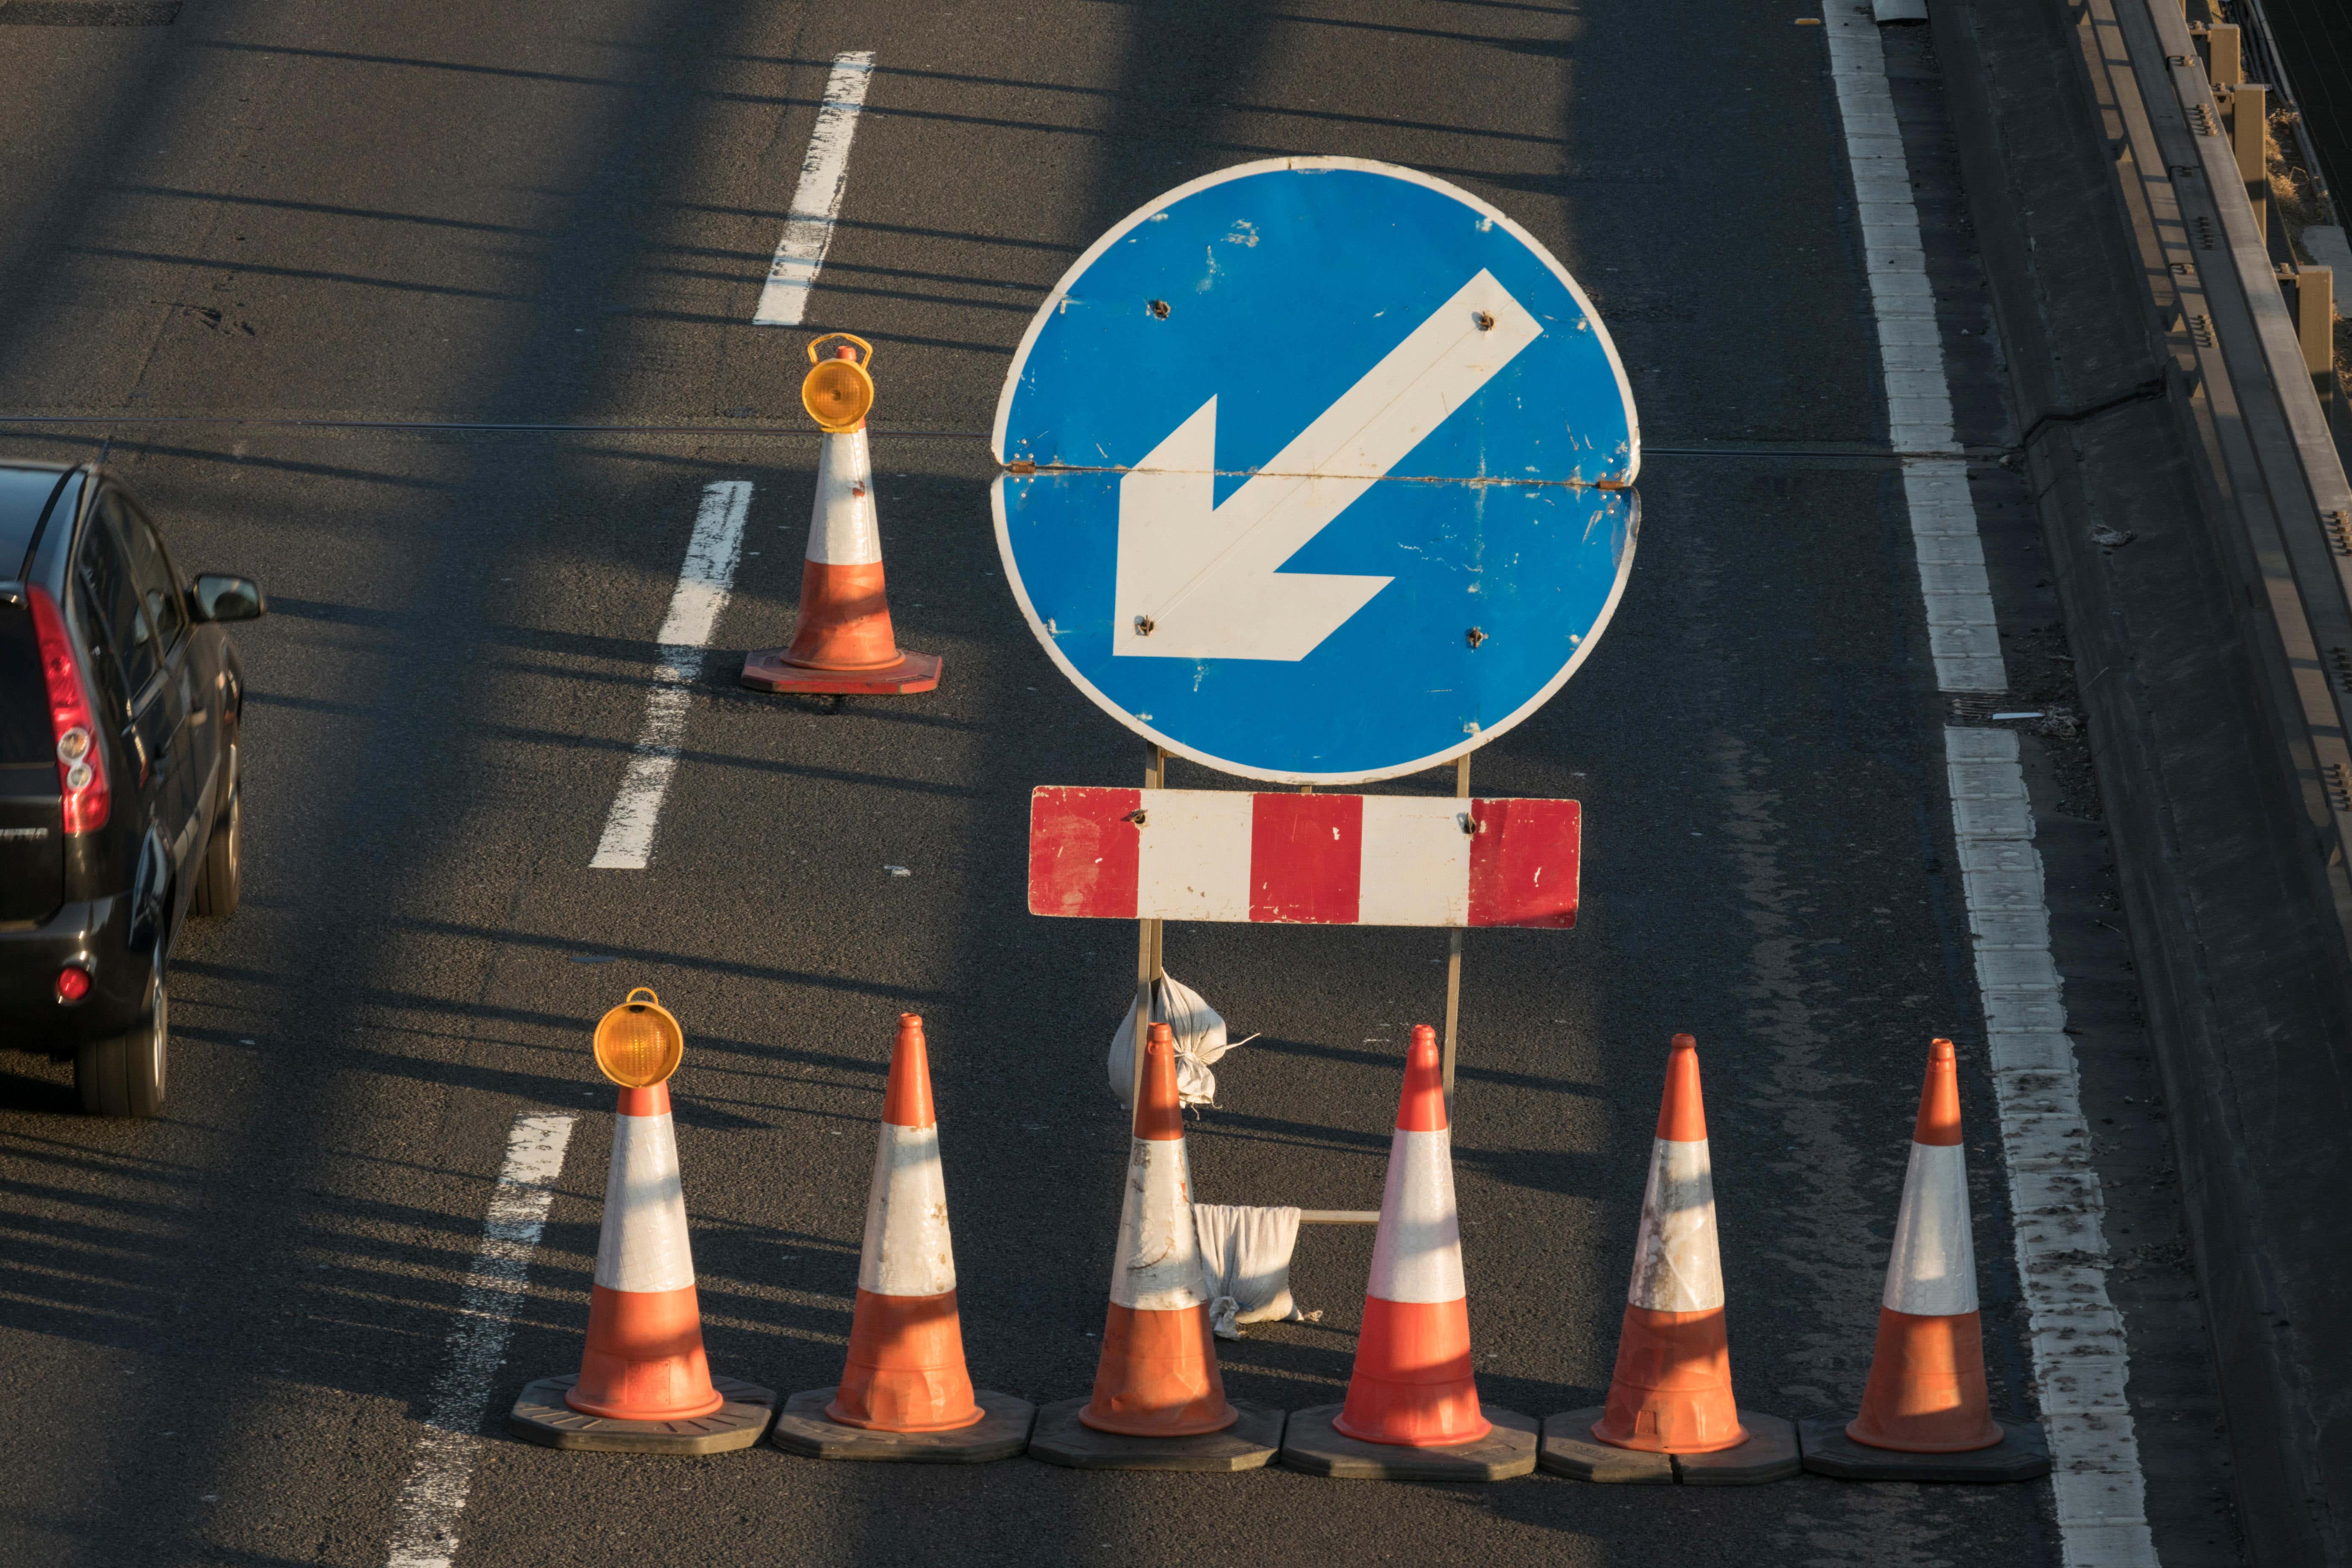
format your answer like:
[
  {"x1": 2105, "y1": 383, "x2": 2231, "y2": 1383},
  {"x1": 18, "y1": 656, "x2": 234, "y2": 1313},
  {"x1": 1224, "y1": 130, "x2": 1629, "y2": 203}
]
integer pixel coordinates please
[
  {"x1": 1443, "y1": 754, "x2": 1470, "y2": 1113},
  {"x1": 1131, "y1": 746, "x2": 1167, "y2": 1113}
]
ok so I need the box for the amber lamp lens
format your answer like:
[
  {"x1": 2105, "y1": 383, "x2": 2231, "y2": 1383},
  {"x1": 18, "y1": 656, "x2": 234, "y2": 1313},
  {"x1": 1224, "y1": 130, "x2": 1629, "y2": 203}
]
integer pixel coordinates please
[
  {"x1": 591, "y1": 989, "x2": 683, "y2": 1087},
  {"x1": 801, "y1": 360, "x2": 873, "y2": 432}
]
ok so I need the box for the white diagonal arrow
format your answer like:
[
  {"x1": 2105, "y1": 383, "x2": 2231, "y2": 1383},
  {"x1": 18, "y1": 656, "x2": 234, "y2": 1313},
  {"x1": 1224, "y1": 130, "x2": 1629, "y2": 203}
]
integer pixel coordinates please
[{"x1": 1113, "y1": 268, "x2": 1543, "y2": 662}]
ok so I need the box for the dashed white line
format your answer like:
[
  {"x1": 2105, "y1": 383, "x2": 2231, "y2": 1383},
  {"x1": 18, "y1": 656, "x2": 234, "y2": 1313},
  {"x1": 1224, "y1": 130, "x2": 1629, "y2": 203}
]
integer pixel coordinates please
[
  {"x1": 753, "y1": 51, "x2": 875, "y2": 328},
  {"x1": 1823, "y1": 10, "x2": 2158, "y2": 1565},
  {"x1": 383, "y1": 1114, "x2": 576, "y2": 1568},
  {"x1": 590, "y1": 480, "x2": 753, "y2": 870}
]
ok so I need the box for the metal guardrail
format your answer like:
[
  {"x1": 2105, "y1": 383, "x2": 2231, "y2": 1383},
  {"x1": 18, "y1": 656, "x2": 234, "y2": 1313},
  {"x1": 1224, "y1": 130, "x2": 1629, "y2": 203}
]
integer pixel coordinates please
[{"x1": 2088, "y1": 0, "x2": 2352, "y2": 956}]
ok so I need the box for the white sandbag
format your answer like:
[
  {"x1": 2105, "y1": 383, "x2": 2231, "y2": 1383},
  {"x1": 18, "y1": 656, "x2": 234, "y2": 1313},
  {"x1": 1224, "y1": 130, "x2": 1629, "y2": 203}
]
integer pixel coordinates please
[
  {"x1": 1107, "y1": 974, "x2": 1253, "y2": 1109},
  {"x1": 1192, "y1": 1204, "x2": 1314, "y2": 1339}
]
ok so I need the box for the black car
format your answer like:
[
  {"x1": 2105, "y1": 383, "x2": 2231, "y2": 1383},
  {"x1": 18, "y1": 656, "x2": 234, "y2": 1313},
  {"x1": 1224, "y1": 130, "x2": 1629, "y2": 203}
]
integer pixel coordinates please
[{"x1": 0, "y1": 463, "x2": 262, "y2": 1116}]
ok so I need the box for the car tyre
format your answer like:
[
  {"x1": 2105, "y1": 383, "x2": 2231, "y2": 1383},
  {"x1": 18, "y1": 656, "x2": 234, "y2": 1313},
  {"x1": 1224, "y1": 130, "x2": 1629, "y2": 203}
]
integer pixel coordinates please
[
  {"x1": 76, "y1": 950, "x2": 168, "y2": 1119},
  {"x1": 194, "y1": 749, "x2": 240, "y2": 918}
]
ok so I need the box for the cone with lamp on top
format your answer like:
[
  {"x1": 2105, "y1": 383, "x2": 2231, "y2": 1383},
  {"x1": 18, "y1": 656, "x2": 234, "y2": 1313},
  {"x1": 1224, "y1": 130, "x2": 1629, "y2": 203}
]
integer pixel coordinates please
[
  {"x1": 741, "y1": 334, "x2": 942, "y2": 697},
  {"x1": 1541, "y1": 1032, "x2": 1798, "y2": 1484},
  {"x1": 508, "y1": 988, "x2": 777, "y2": 1453},
  {"x1": 1028, "y1": 1022, "x2": 1285, "y2": 1471},
  {"x1": 1801, "y1": 1038, "x2": 2050, "y2": 1482},
  {"x1": 769, "y1": 1013, "x2": 1037, "y2": 1462},
  {"x1": 1281, "y1": 1024, "x2": 1538, "y2": 1480}
]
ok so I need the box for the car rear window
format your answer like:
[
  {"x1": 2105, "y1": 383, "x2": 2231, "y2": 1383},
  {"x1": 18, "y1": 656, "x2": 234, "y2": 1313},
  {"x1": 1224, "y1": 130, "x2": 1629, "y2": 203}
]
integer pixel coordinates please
[
  {"x1": 0, "y1": 468, "x2": 72, "y2": 580},
  {"x1": 0, "y1": 604, "x2": 50, "y2": 765}
]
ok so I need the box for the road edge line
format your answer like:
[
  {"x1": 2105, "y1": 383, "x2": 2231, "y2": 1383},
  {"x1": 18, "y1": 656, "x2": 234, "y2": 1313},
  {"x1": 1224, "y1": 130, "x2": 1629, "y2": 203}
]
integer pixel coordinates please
[{"x1": 1821, "y1": 9, "x2": 2159, "y2": 1560}]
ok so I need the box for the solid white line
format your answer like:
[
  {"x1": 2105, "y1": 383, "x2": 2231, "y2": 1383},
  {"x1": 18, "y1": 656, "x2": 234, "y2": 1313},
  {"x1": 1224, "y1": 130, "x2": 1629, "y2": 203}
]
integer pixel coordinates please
[
  {"x1": 383, "y1": 1114, "x2": 576, "y2": 1568},
  {"x1": 753, "y1": 51, "x2": 875, "y2": 327},
  {"x1": 1821, "y1": 13, "x2": 2158, "y2": 1565},
  {"x1": 590, "y1": 481, "x2": 753, "y2": 870},
  {"x1": 1948, "y1": 730, "x2": 2154, "y2": 1564},
  {"x1": 1821, "y1": 6, "x2": 2006, "y2": 694}
]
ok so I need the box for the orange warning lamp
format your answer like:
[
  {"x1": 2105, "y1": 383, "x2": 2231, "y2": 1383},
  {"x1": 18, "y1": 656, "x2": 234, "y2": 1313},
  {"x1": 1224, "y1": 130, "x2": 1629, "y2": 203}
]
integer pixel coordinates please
[
  {"x1": 593, "y1": 987, "x2": 684, "y2": 1088},
  {"x1": 802, "y1": 333, "x2": 875, "y2": 433}
]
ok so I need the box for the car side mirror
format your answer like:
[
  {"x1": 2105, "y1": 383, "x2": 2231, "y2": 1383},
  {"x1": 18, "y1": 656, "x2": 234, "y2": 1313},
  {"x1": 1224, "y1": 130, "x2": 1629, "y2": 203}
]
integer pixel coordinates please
[{"x1": 190, "y1": 574, "x2": 266, "y2": 623}]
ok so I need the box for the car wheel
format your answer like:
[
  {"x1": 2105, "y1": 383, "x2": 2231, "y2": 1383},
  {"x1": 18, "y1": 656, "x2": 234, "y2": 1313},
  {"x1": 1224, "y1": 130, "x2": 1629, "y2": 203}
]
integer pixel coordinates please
[
  {"x1": 193, "y1": 758, "x2": 240, "y2": 918},
  {"x1": 76, "y1": 950, "x2": 168, "y2": 1119}
]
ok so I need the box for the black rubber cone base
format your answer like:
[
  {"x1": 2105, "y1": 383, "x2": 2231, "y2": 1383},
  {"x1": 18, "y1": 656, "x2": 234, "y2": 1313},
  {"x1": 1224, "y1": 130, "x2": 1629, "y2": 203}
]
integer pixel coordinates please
[
  {"x1": 1671, "y1": 1412, "x2": 1801, "y2": 1485},
  {"x1": 1538, "y1": 1408, "x2": 1672, "y2": 1483},
  {"x1": 1281, "y1": 1403, "x2": 1537, "y2": 1481},
  {"x1": 770, "y1": 1387, "x2": 1035, "y2": 1462},
  {"x1": 1026, "y1": 1397, "x2": 1283, "y2": 1472},
  {"x1": 508, "y1": 1374, "x2": 776, "y2": 1454},
  {"x1": 1541, "y1": 1407, "x2": 1798, "y2": 1484},
  {"x1": 1800, "y1": 1419, "x2": 2052, "y2": 1482}
]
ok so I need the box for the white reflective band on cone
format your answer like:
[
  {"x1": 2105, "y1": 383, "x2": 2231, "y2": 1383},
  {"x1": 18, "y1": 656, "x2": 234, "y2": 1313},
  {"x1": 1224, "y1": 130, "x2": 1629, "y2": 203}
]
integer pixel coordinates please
[
  {"x1": 1882, "y1": 1141, "x2": 1978, "y2": 1315},
  {"x1": 1625, "y1": 1136, "x2": 1724, "y2": 1312},
  {"x1": 858, "y1": 1122, "x2": 956, "y2": 1297},
  {"x1": 1365, "y1": 1127, "x2": 1467, "y2": 1304},
  {"x1": 594, "y1": 1112, "x2": 696, "y2": 1293},
  {"x1": 1108, "y1": 1138, "x2": 1208, "y2": 1310},
  {"x1": 807, "y1": 430, "x2": 882, "y2": 566}
]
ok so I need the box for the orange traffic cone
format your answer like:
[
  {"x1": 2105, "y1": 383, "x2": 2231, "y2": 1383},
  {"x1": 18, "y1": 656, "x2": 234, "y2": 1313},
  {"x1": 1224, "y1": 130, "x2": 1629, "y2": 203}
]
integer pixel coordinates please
[
  {"x1": 1848, "y1": 1037, "x2": 2002, "y2": 1451},
  {"x1": 743, "y1": 344, "x2": 940, "y2": 695},
  {"x1": 1281, "y1": 1026, "x2": 1537, "y2": 1481},
  {"x1": 1081, "y1": 1022, "x2": 1237, "y2": 1437},
  {"x1": 1335, "y1": 1025, "x2": 1490, "y2": 1446},
  {"x1": 770, "y1": 1015, "x2": 1037, "y2": 1463},
  {"x1": 510, "y1": 1057, "x2": 774, "y2": 1452},
  {"x1": 828, "y1": 1015, "x2": 983, "y2": 1432},
  {"x1": 1799, "y1": 1039, "x2": 2049, "y2": 1482},
  {"x1": 1592, "y1": 1033, "x2": 1745, "y2": 1454},
  {"x1": 572, "y1": 1080, "x2": 721, "y2": 1420}
]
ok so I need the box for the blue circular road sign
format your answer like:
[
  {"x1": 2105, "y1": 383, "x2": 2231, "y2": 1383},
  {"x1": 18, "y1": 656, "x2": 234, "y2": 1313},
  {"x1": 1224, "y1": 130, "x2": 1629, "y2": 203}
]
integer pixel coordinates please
[{"x1": 992, "y1": 157, "x2": 1639, "y2": 784}]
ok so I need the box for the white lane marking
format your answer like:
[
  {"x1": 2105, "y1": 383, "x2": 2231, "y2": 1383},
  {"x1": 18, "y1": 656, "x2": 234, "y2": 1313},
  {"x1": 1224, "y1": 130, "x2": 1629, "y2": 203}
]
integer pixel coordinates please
[
  {"x1": 753, "y1": 51, "x2": 875, "y2": 328},
  {"x1": 1822, "y1": 4, "x2": 2002, "y2": 694},
  {"x1": 590, "y1": 481, "x2": 753, "y2": 870},
  {"x1": 1948, "y1": 729, "x2": 2154, "y2": 1562},
  {"x1": 1821, "y1": 14, "x2": 2157, "y2": 1563},
  {"x1": 383, "y1": 1114, "x2": 576, "y2": 1568}
]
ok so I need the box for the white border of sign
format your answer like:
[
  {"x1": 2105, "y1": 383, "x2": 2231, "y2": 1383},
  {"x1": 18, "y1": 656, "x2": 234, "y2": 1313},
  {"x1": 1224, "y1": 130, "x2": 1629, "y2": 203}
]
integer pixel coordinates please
[{"x1": 989, "y1": 155, "x2": 1642, "y2": 785}]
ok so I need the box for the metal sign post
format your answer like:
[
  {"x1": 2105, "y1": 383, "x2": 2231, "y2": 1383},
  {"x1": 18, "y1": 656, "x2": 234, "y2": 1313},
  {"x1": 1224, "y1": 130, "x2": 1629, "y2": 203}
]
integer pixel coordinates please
[
  {"x1": 1130, "y1": 743, "x2": 1165, "y2": 1117},
  {"x1": 1443, "y1": 754, "x2": 1469, "y2": 1113}
]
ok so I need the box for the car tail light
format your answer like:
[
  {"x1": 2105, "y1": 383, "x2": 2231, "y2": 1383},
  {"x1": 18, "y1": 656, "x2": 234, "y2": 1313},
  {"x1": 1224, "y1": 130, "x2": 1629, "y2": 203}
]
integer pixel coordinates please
[
  {"x1": 55, "y1": 966, "x2": 91, "y2": 1004},
  {"x1": 25, "y1": 586, "x2": 110, "y2": 833}
]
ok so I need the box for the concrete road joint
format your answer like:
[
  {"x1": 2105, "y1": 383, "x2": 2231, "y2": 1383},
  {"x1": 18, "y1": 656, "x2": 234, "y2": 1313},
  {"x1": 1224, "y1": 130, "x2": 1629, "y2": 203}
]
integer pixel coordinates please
[{"x1": 1820, "y1": 8, "x2": 2157, "y2": 1560}]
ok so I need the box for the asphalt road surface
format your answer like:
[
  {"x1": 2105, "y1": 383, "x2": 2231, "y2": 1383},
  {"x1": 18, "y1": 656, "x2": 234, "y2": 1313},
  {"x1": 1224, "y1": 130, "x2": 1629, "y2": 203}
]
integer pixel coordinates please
[{"x1": 0, "y1": 3, "x2": 2245, "y2": 1566}]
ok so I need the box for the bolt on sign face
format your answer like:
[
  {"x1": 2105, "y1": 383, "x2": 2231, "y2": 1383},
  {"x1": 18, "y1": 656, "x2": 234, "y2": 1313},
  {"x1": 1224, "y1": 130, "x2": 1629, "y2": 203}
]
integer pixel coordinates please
[{"x1": 991, "y1": 157, "x2": 1640, "y2": 784}]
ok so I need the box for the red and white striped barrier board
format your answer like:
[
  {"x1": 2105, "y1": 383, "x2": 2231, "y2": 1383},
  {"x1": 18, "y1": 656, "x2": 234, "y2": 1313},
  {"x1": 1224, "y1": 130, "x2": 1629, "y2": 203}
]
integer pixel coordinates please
[{"x1": 1028, "y1": 787, "x2": 1580, "y2": 928}]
